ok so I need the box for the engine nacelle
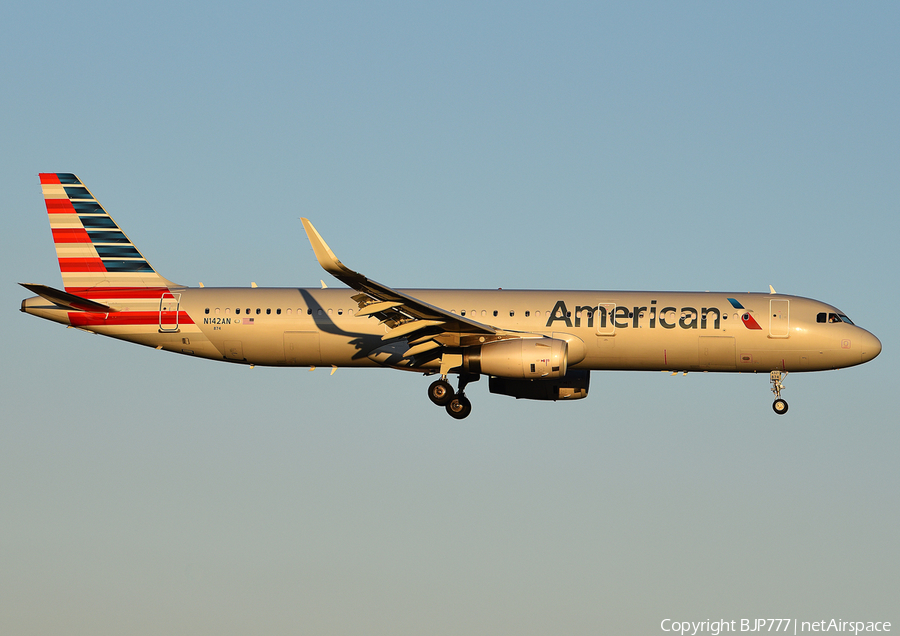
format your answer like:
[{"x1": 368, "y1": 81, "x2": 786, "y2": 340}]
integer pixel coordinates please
[
  {"x1": 465, "y1": 337, "x2": 568, "y2": 379},
  {"x1": 489, "y1": 369, "x2": 590, "y2": 401}
]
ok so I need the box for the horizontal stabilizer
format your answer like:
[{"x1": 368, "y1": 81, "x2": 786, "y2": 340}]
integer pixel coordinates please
[{"x1": 19, "y1": 283, "x2": 116, "y2": 313}]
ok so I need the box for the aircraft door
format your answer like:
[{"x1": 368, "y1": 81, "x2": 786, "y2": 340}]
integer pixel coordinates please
[
  {"x1": 769, "y1": 299, "x2": 790, "y2": 338},
  {"x1": 284, "y1": 331, "x2": 322, "y2": 366},
  {"x1": 159, "y1": 292, "x2": 181, "y2": 333},
  {"x1": 699, "y1": 336, "x2": 736, "y2": 370}
]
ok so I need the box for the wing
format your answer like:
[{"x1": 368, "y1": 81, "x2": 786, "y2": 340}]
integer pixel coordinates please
[{"x1": 301, "y1": 218, "x2": 498, "y2": 359}]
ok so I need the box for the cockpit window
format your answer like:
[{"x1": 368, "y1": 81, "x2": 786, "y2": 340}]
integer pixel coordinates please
[{"x1": 818, "y1": 312, "x2": 854, "y2": 325}]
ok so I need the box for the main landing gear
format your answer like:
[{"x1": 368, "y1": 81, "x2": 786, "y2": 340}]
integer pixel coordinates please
[
  {"x1": 770, "y1": 370, "x2": 788, "y2": 415},
  {"x1": 428, "y1": 374, "x2": 476, "y2": 419}
]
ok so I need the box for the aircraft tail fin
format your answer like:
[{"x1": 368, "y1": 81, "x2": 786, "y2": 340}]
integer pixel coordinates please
[{"x1": 38, "y1": 173, "x2": 179, "y2": 292}]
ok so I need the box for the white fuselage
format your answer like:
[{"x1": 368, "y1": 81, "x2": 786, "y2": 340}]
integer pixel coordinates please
[{"x1": 22, "y1": 287, "x2": 882, "y2": 373}]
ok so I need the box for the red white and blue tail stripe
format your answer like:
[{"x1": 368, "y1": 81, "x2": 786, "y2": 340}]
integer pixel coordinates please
[
  {"x1": 39, "y1": 173, "x2": 177, "y2": 292},
  {"x1": 25, "y1": 173, "x2": 199, "y2": 338}
]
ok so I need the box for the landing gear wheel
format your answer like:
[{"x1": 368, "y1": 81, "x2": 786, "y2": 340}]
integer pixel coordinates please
[
  {"x1": 446, "y1": 394, "x2": 472, "y2": 420},
  {"x1": 769, "y1": 370, "x2": 789, "y2": 415},
  {"x1": 428, "y1": 379, "x2": 454, "y2": 406}
]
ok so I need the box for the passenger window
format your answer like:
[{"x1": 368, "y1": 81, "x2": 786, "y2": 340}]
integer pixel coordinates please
[
  {"x1": 461, "y1": 310, "x2": 466, "y2": 316},
  {"x1": 509, "y1": 310, "x2": 515, "y2": 317},
  {"x1": 276, "y1": 308, "x2": 281, "y2": 315},
  {"x1": 525, "y1": 311, "x2": 530, "y2": 317},
  {"x1": 236, "y1": 308, "x2": 241, "y2": 314},
  {"x1": 493, "y1": 310, "x2": 498, "y2": 317},
  {"x1": 246, "y1": 308, "x2": 250, "y2": 315},
  {"x1": 204, "y1": 308, "x2": 209, "y2": 314},
  {"x1": 266, "y1": 308, "x2": 271, "y2": 315},
  {"x1": 215, "y1": 308, "x2": 220, "y2": 315}
]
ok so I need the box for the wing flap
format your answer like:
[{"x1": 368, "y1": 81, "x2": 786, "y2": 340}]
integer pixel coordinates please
[
  {"x1": 403, "y1": 340, "x2": 441, "y2": 357},
  {"x1": 356, "y1": 301, "x2": 404, "y2": 317},
  {"x1": 382, "y1": 319, "x2": 445, "y2": 341}
]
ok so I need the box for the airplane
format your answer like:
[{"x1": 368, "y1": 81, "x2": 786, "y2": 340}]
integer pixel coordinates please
[{"x1": 20, "y1": 173, "x2": 881, "y2": 419}]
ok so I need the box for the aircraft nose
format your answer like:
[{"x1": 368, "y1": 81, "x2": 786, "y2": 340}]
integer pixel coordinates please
[{"x1": 860, "y1": 330, "x2": 882, "y2": 363}]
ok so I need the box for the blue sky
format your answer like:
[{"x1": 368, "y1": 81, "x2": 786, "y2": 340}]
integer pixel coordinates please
[{"x1": 2, "y1": 2, "x2": 898, "y2": 634}]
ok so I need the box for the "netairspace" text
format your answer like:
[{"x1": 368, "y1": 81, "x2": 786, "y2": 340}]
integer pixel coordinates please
[{"x1": 660, "y1": 618, "x2": 891, "y2": 635}]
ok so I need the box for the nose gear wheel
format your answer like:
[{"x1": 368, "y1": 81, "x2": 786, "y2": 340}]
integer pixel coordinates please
[{"x1": 770, "y1": 370, "x2": 788, "y2": 415}]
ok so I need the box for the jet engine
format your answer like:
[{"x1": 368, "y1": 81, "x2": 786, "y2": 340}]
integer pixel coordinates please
[{"x1": 463, "y1": 337, "x2": 567, "y2": 379}]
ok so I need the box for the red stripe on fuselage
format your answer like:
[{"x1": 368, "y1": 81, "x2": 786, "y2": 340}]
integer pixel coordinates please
[
  {"x1": 63, "y1": 287, "x2": 172, "y2": 299},
  {"x1": 52, "y1": 228, "x2": 92, "y2": 243},
  {"x1": 45, "y1": 198, "x2": 76, "y2": 213},
  {"x1": 39, "y1": 173, "x2": 61, "y2": 184},
  {"x1": 68, "y1": 311, "x2": 195, "y2": 327}
]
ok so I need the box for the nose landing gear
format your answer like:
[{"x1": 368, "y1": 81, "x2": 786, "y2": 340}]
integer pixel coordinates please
[
  {"x1": 770, "y1": 370, "x2": 788, "y2": 415},
  {"x1": 427, "y1": 374, "x2": 477, "y2": 419}
]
